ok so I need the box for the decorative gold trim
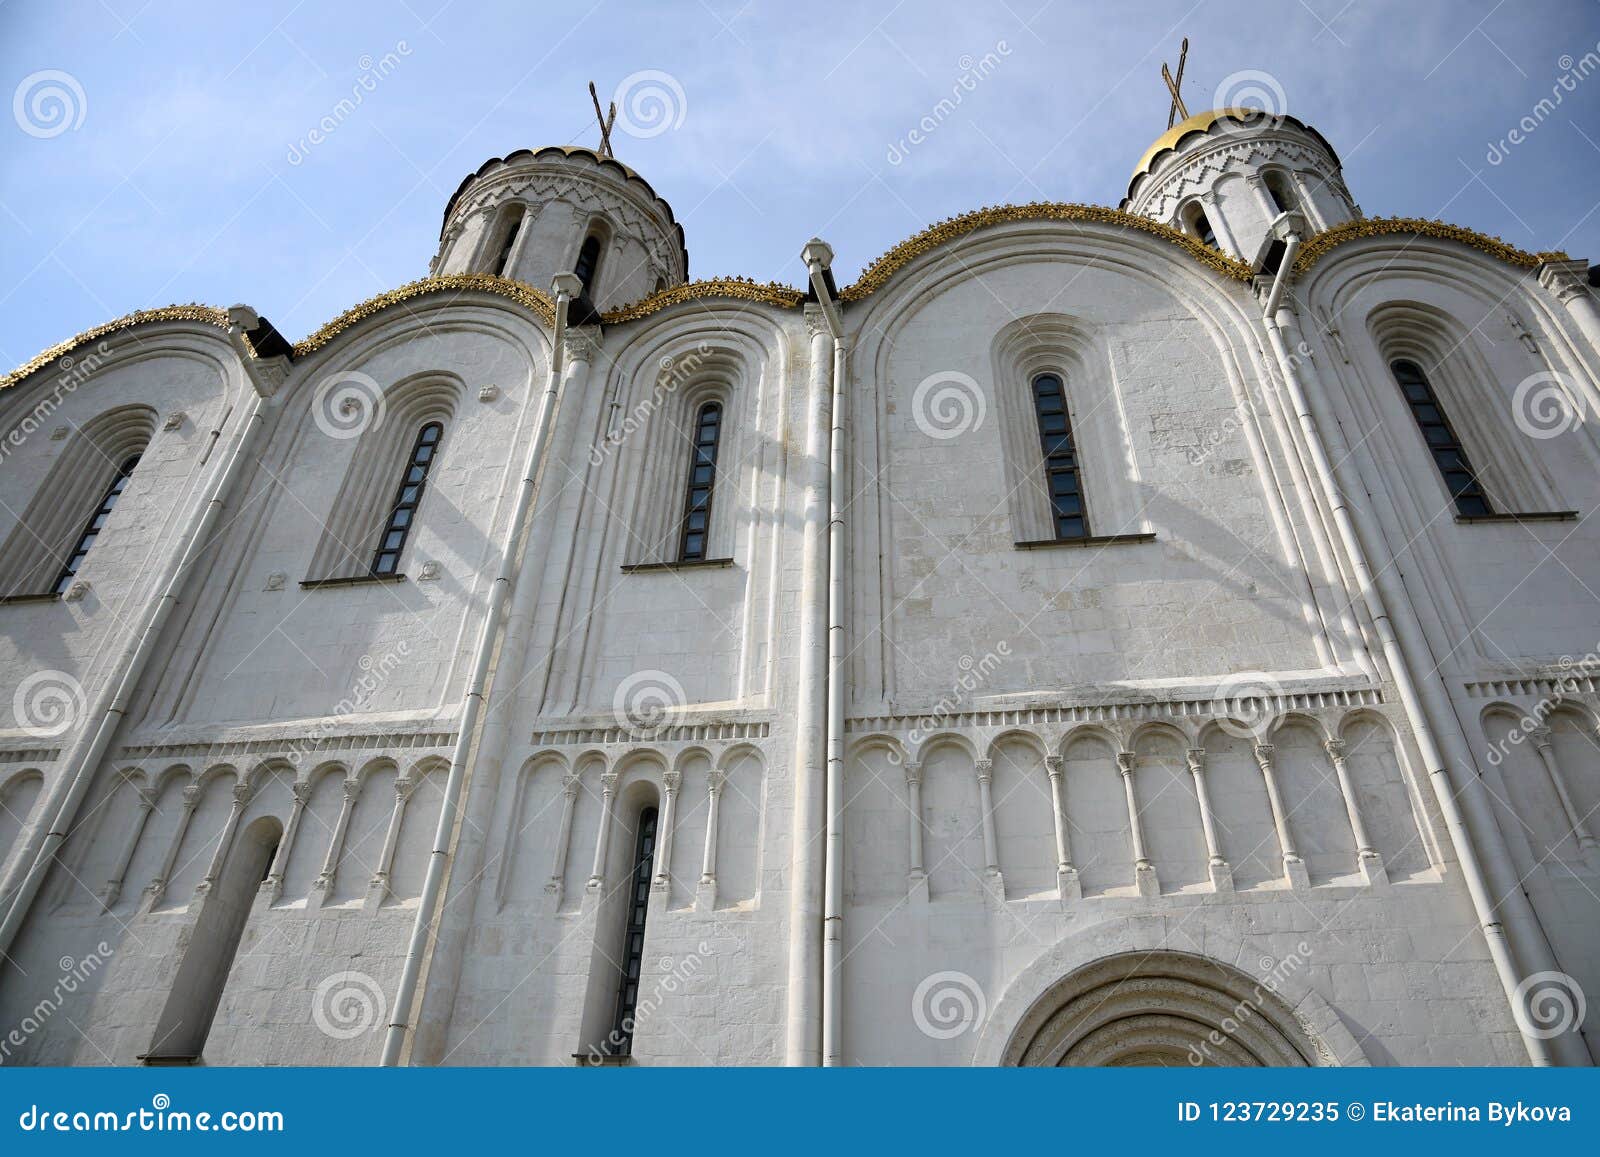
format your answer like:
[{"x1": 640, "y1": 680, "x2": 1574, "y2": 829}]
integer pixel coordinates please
[
  {"x1": 293, "y1": 274, "x2": 556, "y2": 357},
  {"x1": 840, "y1": 203, "x2": 1254, "y2": 300},
  {"x1": 601, "y1": 277, "x2": 805, "y2": 323},
  {"x1": 1292, "y1": 217, "x2": 1568, "y2": 274},
  {"x1": 0, "y1": 305, "x2": 231, "y2": 393},
  {"x1": 6, "y1": 216, "x2": 1573, "y2": 393}
]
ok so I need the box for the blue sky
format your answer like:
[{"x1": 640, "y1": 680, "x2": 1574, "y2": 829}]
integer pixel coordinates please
[{"x1": 2, "y1": 0, "x2": 1598, "y2": 368}]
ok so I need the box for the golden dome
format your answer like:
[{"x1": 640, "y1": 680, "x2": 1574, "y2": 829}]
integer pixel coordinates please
[{"x1": 1126, "y1": 108, "x2": 1340, "y2": 201}]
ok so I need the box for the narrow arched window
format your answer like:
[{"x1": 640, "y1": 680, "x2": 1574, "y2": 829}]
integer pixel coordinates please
[
  {"x1": 1032, "y1": 374, "x2": 1088, "y2": 540},
  {"x1": 1264, "y1": 172, "x2": 1295, "y2": 215},
  {"x1": 1183, "y1": 202, "x2": 1217, "y2": 247},
  {"x1": 573, "y1": 234, "x2": 602, "y2": 296},
  {"x1": 677, "y1": 402, "x2": 722, "y2": 561},
  {"x1": 52, "y1": 454, "x2": 139, "y2": 594},
  {"x1": 1390, "y1": 359, "x2": 1493, "y2": 516},
  {"x1": 490, "y1": 207, "x2": 524, "y2": 276},
  {"x1": 611, "y1": 805, "x2": 658, "y2": 1053},
  {"x1": 371, "y1": 422, "x2": 443, "y2": 575}
]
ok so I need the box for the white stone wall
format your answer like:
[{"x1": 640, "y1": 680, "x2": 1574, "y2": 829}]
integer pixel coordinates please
[{"x1": 2, "y1": 157, "x2": 1598, "y2": 1068}]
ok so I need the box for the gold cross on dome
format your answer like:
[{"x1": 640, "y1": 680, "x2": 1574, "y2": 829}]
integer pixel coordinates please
[
  {"x1": 1162, "y1": 37, "x2": 1190, "y2": 129},
  {"x1": 588, "y1": 81, "x2": 617, "y2": 158}
]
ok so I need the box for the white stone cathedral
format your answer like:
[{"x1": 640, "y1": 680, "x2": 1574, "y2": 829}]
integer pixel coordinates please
[{"x1": 1, "y1": 104, "x2": 1598, "y2": 1068}]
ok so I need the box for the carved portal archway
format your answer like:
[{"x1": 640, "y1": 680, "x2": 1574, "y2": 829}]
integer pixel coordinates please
[{"x1": 1002, "y1": 951, "x2": 1319, "y2": 1067}]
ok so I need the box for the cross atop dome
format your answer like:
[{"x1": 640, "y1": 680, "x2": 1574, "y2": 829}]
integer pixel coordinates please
[{"x1": 588, "y1": 81, "x2": 617, "y2": 159}]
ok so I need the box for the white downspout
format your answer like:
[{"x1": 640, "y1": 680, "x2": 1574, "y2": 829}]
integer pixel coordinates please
[
  {"x1": 803, "y1": 241, "x2": 847, "y2": 1067},
  {"x1": 381, "y1": 272, "x2": 582, "y2": 1066},
  {"x1": 1258, "y1": 239, "x2": 1565, "y2": 1066},
  {"x1": 0, "y1": 308, "x2": 279, "y2": 963},
  {"x1": 784, "y1": 240, "x2": 841, "y2": 1066}
]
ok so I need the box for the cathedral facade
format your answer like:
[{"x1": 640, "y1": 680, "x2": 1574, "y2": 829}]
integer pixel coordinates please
[{"x1": 1, "y1": 106, "x2": 1598, "y2": 1067}]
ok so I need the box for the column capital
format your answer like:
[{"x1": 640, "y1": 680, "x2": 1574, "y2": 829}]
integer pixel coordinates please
[
  {"x1": 902, "y1": 759, "x2": 923, "y2": 787},
  {"x1": 290, "y1": 780, "x2": 313, "y2": 805},
  {"x1": 1044, "y1": 754, "x2": 1064, "y2": 778},
  {"x1": 803, "y1": 303, "x2": 832, "y2": 338},
  {"x1": 1538, "y1": 258, "x2": 1592, "y2": 304},
  {"x1": 663, "y1": 769, "x2": 683, "y2": 795},
  {"x1": 1185, "y1": 747, "x2": 1207, "y2": 773},
  {"x1": 707, "y1": 768, "x2": 728, "y2": 793},
  {"x1": 562, "y1": 771, "x2": 582, "y2": 799},
  {"x1": 1323, "y1": 737, "x2": 1347, "y2": 761},
  {"x1": 975, "y1": 758, "x2": 994, "y2": 783},
  {"x1": 393, "y1": 776, "x2": 416, "y2": 800},
  {"x1": 1527, "y1": 725, "x2": 1553, "y2": 751},
  {"x1": 600, "y1": 770, "x2": 619, "y2": 794},
  {"x1": 1252, "y1": 742, "x2": 1276, "y2": 767},
  {"x1": 341, "y1": 778, "x2": 362, "y2": 802},
  {"x1": 180, "y1": 785, "x2": 203, "y2": 809},
  {"x1": 135, "y1": 788, "x2": 159, "y2": 810},
  {"x1": 563, "y1": 325, "x2": 603, "y2": 363},
  {"x1": 231, "y1": 782, "x2": 255, "y2": 807},
  {"x1": 1115, "y1": 751, "x2": 1137, "y2": 776}
]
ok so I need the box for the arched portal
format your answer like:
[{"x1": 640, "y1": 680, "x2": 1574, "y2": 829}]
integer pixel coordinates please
[{"x1": 1001, "y1": 951, "x2": 1321, "y2": 1067}]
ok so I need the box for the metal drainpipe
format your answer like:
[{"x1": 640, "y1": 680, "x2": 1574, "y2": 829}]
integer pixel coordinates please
[
  {"x1": 803, "y1": 241, "x2": 847, "y2": 1066},
  {"x1": 1259, "y1": 240, "x2": 1563, "y2": 1066},
  {"x1": 380, "y1": 272, "x2": 581, "y2": 1066},
  {"x1": 0, "y1": 311, "x2": 277, "y2": 966}
]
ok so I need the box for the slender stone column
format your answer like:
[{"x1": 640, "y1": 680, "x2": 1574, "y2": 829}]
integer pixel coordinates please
[
  {"x1": 700, "y1": 769, "x2": 726, "y2": 885},
  {"x1": 1245, "y1": 172, "x2": 1281, "y2": 222},
  {"x1": 1044, "y1": 755, "x2": 1080, "y2": 901},
  {"x1": 1253, "y1": 744, "x2": 1308, "y2": 888},
  {"x1": 696, "y1": 769, "x2": 726, "y2": 911},
  {"x1": 261, "y1": 780, "x2": 311, "y2": 904},
  {"x1": 546, "y1": 772, "x2": 582, "y2": 899},
  {"x1": 313, "y1": 778, "x2": 361, "y2": 899},
  {"x1": 1288, "y1": 171, "x2": 1329, "y2": 229},
  {"x1": 142, "y1": 784, "x2": 201, "y2": 910},
  {"x1": 903, "y1": 761, "x2": 925, "y2": 880},
  {"x1": 1185, "y1": 748, "x2": 1233, "y2": 892},
  {"x1": 1528, "y1": 727, "x2": 1598, "y2": 852},
  {"x1": 367, "y1": 776, "x2": 417, "y2": 905},
  {"x1": 1198, "y1": 190, "x2": 1239, "y2": 256},
  {"x1": 1117, "y1": 752, "x2": 1160, "y2": 897},
  {"x1": 1323, "y1": 738, "x2": 1388, "y2": 884},
  {"x1": 100, "y1": 786, "x2": 156, "y2": 911},
  {"x1": 652, "y1": 770, "x2": 682, "y2": 891},
  {"x1": 197, "y1": 781, "x2": 255, "y2": 895},
  {"x1": 587, "y1": 771, "x2": 619, "y2": 890},
  {"x1": 975, "y1": 759, "x2": 1000, "y2": 875}
]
